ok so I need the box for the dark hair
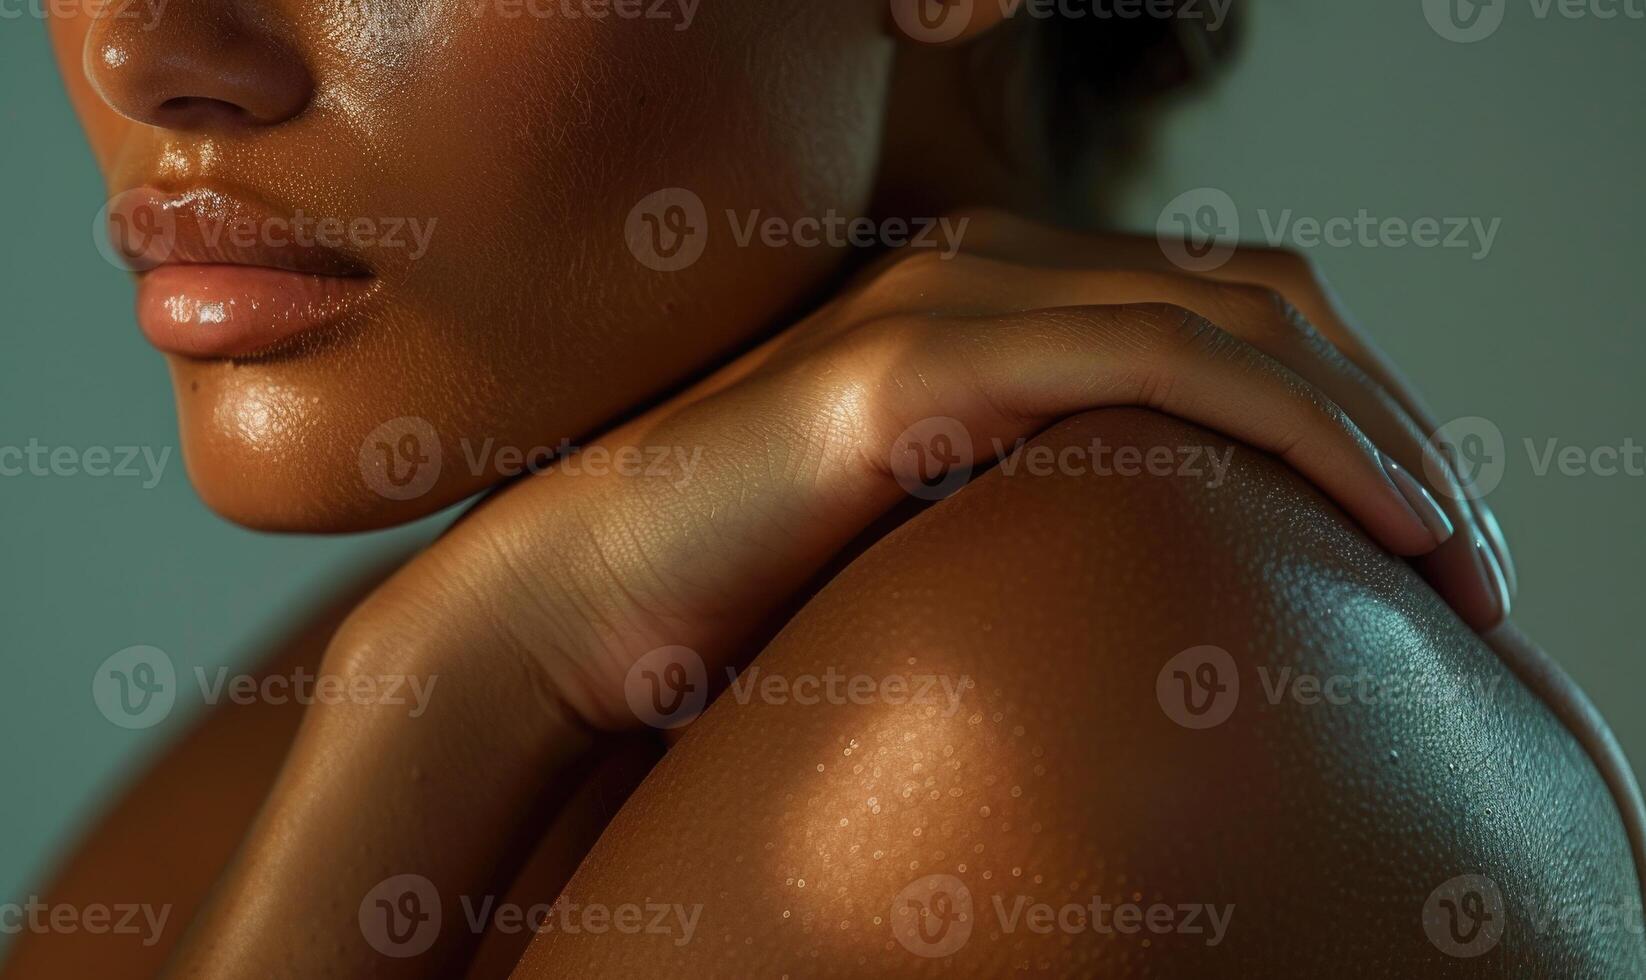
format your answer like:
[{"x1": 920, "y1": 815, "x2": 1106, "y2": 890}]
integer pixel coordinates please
[{"x1": 976, "y1": 2, "x2": 1243, "y2": 215}]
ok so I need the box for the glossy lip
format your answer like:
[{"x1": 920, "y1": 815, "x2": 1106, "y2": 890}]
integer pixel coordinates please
[{"x1": 113, "y1": 185, "x2": 381, "y2": 359}]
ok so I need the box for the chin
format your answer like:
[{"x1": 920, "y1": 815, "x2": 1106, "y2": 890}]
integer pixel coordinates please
[{"x1": 167, "y1": 357, "x2": 510, "y2": 534}]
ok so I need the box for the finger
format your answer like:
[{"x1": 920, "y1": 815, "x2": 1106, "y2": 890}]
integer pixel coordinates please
[
  {"x1": 954, "y1": 217, "x2": 1519, "y2": 599},
  {"x1": 903, "y1": 302, "x2": 1454, "y2": 559},
  {"x1": 1177, "y1": 283, "x2": 1511, "y2": 630},
  {"x1": 843, "y1": 256, "x2": 1506, "y2": 627},
  {"x1": 845, "y1": 261, "x2": 1465, "y2": 563}
]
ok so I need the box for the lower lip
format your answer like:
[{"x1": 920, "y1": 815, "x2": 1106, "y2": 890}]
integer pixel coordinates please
[{"x1": 136, "y1": 264, "x2": 378, "y2": 359}]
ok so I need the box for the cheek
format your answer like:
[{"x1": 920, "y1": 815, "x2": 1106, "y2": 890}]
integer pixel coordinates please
[
  {"x1": 70, "y1": 0, "x2": 900, "y2": 532},
  {"x1": 303, "y1": 1, "x2": 898, "y2": 442}
]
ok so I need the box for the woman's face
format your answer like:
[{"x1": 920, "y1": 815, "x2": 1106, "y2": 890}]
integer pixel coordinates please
[{"x1": 50, "y1": 0, "x2": 895, "y2": 530}]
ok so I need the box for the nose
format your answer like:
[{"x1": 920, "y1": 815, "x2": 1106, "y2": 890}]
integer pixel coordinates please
[{"x1": 83, "y1": 1, "x2": 312, "y2": 130}]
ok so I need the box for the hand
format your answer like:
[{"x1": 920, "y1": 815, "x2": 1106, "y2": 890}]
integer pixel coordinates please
[
  {"x1": 381, "y1": 210, "x2": 1508, "y2": 731},
  {"x1": 163, "y1": 210, "x2": 1512, "y2": 978}
]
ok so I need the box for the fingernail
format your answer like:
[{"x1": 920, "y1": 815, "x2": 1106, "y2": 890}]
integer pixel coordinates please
[
  {"x1": 1478, "y1": 506, "x2": 1518, "y2": 597},
  {"x1": 1381, "y1": 452, "x2": 1454, "y2": 546},
  {"x1": 1474, "y1": 537, "x2": 1513, "y2": 626}
]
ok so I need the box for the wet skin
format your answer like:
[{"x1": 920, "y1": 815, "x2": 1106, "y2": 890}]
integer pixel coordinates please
[{"x1": 15, "y1": 0, "x2": 1643, "y2": 975}]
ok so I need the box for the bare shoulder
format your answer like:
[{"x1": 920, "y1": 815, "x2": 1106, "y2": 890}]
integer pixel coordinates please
[{"x1": 517, "y1": 407, "x2": 1645, "y2": 977}]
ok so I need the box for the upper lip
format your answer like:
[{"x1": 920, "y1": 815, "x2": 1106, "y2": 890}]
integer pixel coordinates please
[{"x1": 110, "y1": 184, "x2": 373, "y2": 278}]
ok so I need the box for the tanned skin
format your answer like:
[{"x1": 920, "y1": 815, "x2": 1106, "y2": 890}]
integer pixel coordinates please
[{"x1": 11, "y1": 0, "x2": 1638, "y2": 976}]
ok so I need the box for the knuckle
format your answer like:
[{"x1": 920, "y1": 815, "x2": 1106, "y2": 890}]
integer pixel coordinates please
[
  {"x1": 1245, "y1": 243, "x2": 1319, "y2": 281},
  {"x1": 849, "y1": 248, "x2": 972, "y2": 313},
  {"x1": 877, "y1": 245, "x2": 970, "y2": 286},
  {"x1": 1217, "y1": 281, "x2": 1316, "y2": 342},
  {"x1": 1292, "y1": 381, "x2": 1353, "y2": 435},
  {"x1": 325, "y1": 598, "x2": 431, "y2": 684},
  {"x1": 1136, "y1": 302, "x2": 1224, "y2": 354},
  {"x1": 848, "y1": 309, "x2": 940, "y2": 352},
  {"x1": 941, "y1": 204, "x2": 1014, "y2": 229},
  {"x1": 1221, "y1": 281, "x2": 1293, "y2": 319}
]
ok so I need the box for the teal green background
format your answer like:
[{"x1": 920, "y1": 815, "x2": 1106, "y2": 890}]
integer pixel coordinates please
[{"x1": 2, "y1": 1, "x2": 1643, "y2": 918}]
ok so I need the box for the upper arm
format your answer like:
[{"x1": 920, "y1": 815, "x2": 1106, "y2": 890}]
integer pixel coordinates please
[{"x1": 513, "y1": 407, "x2": 1645, "y2": 978}]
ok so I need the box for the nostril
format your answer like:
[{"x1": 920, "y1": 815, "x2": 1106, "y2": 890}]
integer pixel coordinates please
[
  {"x1": 157, "y1": 95, "x2": 255, "y2": 125},
  {"x1": 82, "y1": 5, "x2": 313, "y2": 131}
]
